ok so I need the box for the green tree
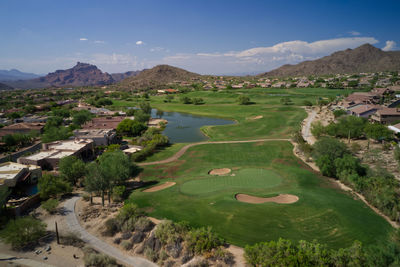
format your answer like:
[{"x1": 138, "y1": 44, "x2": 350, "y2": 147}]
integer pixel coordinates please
[
  {"x1": 237, "y1": 95, "x2": 251, "y2": 105},
  {"x1": 193, "y1": 98, "x2": 205, "y2": 105},
  {"x1": 116, "y1": 119, "x2": 147, "y2": 137},
  {"x1": 0, "y1": 217, "x2": 46, "y2": 249},
  {"x1": 59, "y1": 156, "x2": 86, "y2": 185},
  {"x1": 41, "y1": 126, "x2": 72, "y2": 143},
  {"x1": 38, "y1": 174, "x2": 72, "y2": 200},
  {"x1": 72, "y1": 110, "x2": 93, "y2": 126},
  {"x1": 139, "y1": 101, "x2": 152, "y2": 114},
  {"x1": 0, "y1": 187, "x2": 10, "y2": 215},
  {"x1": 41, "y1": 198, "x2": 59, "y2": 214},
  {"x1": 134, "y1": 110, "x2": 151, "y2": 123},
  {"x1": 156, "y1": 109, "x2": 164, "y2": 118},
  {"x1": 180, "y1": 96, "x2": 192, "y2": 104},
  {"x1": 85, "y1": 162, "x2": 109, "y2": 206},
  {"x1": 313, "y1": 137, "x2": 349, "y2": 177},
  {"x1": 85, "y1": 151, "x2": 137, "y2": 206},
  {"x1": 364, "y1": 123, "x2": 393, "y2": 142}
]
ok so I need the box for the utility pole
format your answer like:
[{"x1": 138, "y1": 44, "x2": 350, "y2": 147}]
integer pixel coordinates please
[{"x1": 55, "y1": 221, "x2": 60, "y2": 244}]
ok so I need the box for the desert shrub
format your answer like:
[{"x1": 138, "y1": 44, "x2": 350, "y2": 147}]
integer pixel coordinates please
[
  {"x1": 121, "y1": 232, "x2": 132, "y2": 240},
  {"x1": 121, "y1": 217, "x2": 137, "y2": 233},
  {"x1": 113, "y1": 237, "x2": 121, "y2": 244},
  {"x1": 212, "y1": 247, "x2": 234, "y2": 265},
  {"x1": 134, "y1": 217, "x2": 154, "y2": 232},
  {"x1": 333, "y1": 109, "x2": 347, "y2": 118},
  {"x1": 350, "y1": 142, "x2": 362, "y2": 154},
  {"x1": 41, "y1": 198, "x2": 59, "y2": 214},
  {"x1": 83, "y1": 246, "x2": 119, "y2": 267},
  {"x1": 186, "y1": 226, "x2": 223, "y2": 255},
  {"x1": 237, "y1": 95, "x2": 251, "y2": 105},
  {"x1": 121, "y1": 240, "x2": 133, "y2": 250},
  {"x1": 158, "y1": 249, "x2": 169, "y2": 262},
  {"x1": 155, "y1": 220, "x2": 189, "y2": 245},
  {"x1": 82, "y1": 192, "x2": 91, "y2": 202},
  {"x1": 60, "y1": 232, "x2": 84, "y2": 248},
  {"x1": 311, "y1": 121, "x2": 325, "y2": 139},
  {"x1": 303, "y1": 100, "x2": 313, "y2": 106},
  {"x1": 395, "y1": 146, "x2": 400, "y2": 165},
  {"x1": 117, "y1": 203, "x2": 139, "y2": 223},
  {"x1": 103, "y1": 218, "x2": 119, "y2": 237},
  {"x1": 145, "y1": 247, "x2": 158, "y2": 262},
  {"x1": 112, "y1": 185, "x2": 126, "y2": 202},
  {"x1": 0, "y1": 216, "x2": 46, "y2": 249}
]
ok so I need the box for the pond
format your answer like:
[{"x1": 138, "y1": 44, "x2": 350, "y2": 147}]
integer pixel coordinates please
[{"x1": 151, "y1": 109, "x2": 234, "y2": 143}]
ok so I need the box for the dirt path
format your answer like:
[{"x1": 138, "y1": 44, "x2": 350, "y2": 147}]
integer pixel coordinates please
[
  {"x1": 138, "y1": 139, "x2": 290, "y2": 166},
  {"x1": 63, "y1": 196, "x2": 157, "y2": 267},
  {"x1": 301, "y1": 108, "x2": 317, "y2": 145}
]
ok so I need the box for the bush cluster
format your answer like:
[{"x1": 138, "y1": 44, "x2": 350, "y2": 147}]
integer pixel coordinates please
[{"x1": 313, "y1": 137, "x2": 400, "y2": 221}]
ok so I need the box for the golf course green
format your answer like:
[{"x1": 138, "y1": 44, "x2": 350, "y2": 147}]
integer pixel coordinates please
[{"x1": 121, "y1": 88, "x2": 393, "y2": 249}]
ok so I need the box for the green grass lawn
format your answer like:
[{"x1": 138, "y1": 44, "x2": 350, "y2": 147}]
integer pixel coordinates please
[
  {"x1": 129, "y1": 141, "x2": 393, "y2": 249},
  {"x1": 140, "y1": 143, "x2": 188, "y2": 163}
]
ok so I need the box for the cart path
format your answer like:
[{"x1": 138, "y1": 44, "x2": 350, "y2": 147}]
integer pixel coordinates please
[
  {"x1": 64, "y1": 196, "x2": 157, "y2": 267},
  {"x1": 138, "y1": 138, "x2": 291, "y2": 166},
  {"x1": 302, "y1": 108, "x2": 317, "y2": 145}
]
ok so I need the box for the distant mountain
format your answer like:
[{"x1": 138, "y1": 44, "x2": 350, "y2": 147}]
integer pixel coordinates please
[
  {"x1": 111, "y1": 70, "x2": 142, "y2": 82},
  {"x1": 260, "y1": 44, "x2": 400, "y2": 77},
  {"x1": 5, "y1": 62, "x2": 115, "y2": 89},
  {"x1": 0, "y1": 82, "x2": 14, "y2": 90},
  {"x1": 118, "y1": 65, "x2": 200, "y2": 89},
  {"x1": 0, "y1": 69, "x2": 41, "y2": 81}
]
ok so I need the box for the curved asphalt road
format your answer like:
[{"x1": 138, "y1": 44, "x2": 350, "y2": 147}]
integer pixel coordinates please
[{"x1": 64, "y1": 196, "x2": 157, "y2": 267}]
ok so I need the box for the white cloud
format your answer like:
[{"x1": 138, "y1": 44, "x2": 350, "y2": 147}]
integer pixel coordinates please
[
  {"x1": 94, "y1": 40, "x2": 105, "y2": 44},
  {"x1": 136, "y1": 40, "x2": 143, "y2": 45},
  {"x1": 349, "y1": 31, "x2": 361, "y2": 36},
  {"x1": 79, "y1": 38, "x2": 88, "y2": 41},
  {"x1": 382, "y1": 40, "x2": 397, "y2": 51},
  {"x1": 150, "y1": 47, "x2": 165, "y2": 52},
  {"x1": 161, "y1": 36, "x2": 380, "y2": 75}
]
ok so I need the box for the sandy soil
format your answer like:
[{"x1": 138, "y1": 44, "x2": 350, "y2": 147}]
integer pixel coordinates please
[
  {"x1": 0, "y1": 198, "x2": 85, "y2": 267},
  {"x1": 235, "y1": 193, "x2": 299, "y2": 204},
  {"x1": 143, "y1": 181, "x2": 176, "y2": 192},
  {"x1": 209, "y1": 168, "x2": 231, "y2": 175},
  {"x1": 247, "y1": 115, "x2": 263, "y2": 120}
]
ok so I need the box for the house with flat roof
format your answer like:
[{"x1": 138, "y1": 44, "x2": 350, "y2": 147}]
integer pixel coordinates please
[
  {"x1": 0, "y1": 162, "x2": 41, "y2": 187},
  {"x1": 18, "y1": 139, "x2": 94, "y2": 169},
  {"x1": 82, "y1": 116, "x2": 128, "y2": 130},
  {"x1": 73, "y1": 128, "x2": 118, "y2": 146}
]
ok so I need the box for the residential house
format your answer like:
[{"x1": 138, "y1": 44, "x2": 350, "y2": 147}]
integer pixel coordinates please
[
  {"x1": 349, "y1": 105, "x2": 381, "y2": 118},
  {"x1": 18, "y1": 139, "x2": 94, "y2": 169},
  {"x1": 82, "y1": 116, "x2": 127, "y2": 130},
  {"x1": 73, "y1": 129, "x2": 118, "y2": 146},
  {"x1": 371, "y1": 108, "x2": 400, "y2": 124},
  {"x1": 0, "y1": 122, "x2": 45, "y2": 137}
]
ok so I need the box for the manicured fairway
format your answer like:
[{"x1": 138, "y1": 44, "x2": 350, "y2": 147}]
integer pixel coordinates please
[
  {"x1": 180, "y1": 168, "x2": 282, "y2": 195},
  {"x1": 130, "y1": 141, "x2": 393, "y2": 249}
]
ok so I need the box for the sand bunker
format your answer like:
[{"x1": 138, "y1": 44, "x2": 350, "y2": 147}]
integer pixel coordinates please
[
  {"x1": 235, "y1": 193, "x2": 299, "y2": 204},
  {"x1": 248, "y1": 115, "x2": 263, "y2": 120},
  {"x1": 208, "y1": 168, "x2": 231, "y2": 175},
  {"x1": 143, "y1": 182, "x2": 176, "y2": 192}
]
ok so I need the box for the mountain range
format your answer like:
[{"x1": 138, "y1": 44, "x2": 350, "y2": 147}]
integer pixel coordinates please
[
  {"x1": 2, "y1": 62, "x2": 140, "y2": 89},
  {"x1": 261, "y1": 44, "x2": 400, "y2": 77},
  {"x1": 117, "y1": 65, "x2": 200, "y2": 90},
  {"x1": 0, "y1": 69, "x2": 41, "y2": 81},
  {"x1": 1, "y1": 44, "x2": 399, "y2": 90}
]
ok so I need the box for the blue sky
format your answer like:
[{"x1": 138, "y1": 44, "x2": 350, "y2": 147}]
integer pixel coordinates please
[{"x1": 0, "y1": 0, "x2": 399, "y2": 75}]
